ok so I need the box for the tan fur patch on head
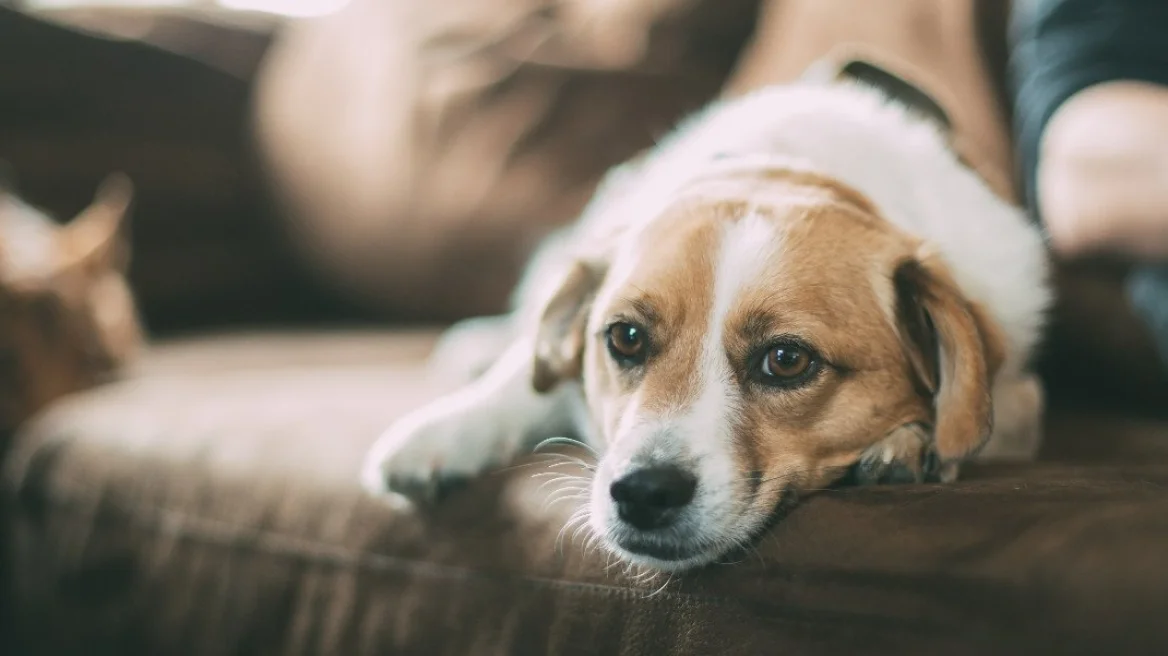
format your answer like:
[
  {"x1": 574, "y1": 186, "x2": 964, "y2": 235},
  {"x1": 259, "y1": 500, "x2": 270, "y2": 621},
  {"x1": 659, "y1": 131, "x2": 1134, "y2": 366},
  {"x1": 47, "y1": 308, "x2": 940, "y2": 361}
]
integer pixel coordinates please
[
  {"x1": 581, "y1": 203, "x2": 728, "y2": 442},
  {"x1": 714, "y1": 199, "x2": 933, "y2": 492}
]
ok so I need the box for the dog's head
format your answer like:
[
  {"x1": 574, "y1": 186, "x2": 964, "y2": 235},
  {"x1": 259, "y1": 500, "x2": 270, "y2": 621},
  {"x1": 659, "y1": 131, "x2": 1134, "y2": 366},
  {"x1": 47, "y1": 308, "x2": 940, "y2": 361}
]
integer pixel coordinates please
[{"x1": 532, "y1": 165, "x2": 1004, "y2": 570}]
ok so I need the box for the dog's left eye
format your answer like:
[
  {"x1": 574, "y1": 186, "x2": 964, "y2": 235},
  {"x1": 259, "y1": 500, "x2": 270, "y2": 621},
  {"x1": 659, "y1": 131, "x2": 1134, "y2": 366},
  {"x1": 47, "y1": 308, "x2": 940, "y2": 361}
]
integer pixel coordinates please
[
  {"x1": 606, "y1": 322, "x2": 647, "y2": 365},
  {"x1": 757, "y1": 342, "x2": 816, "y2": 385}
]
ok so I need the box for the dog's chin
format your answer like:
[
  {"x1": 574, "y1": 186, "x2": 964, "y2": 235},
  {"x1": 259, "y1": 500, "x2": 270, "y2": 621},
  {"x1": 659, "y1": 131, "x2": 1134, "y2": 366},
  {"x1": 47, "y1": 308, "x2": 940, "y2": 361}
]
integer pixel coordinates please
[
  {"x1": 593, "y1": 494, "x2": 795, "y2": 572},
  {"x1": 606, "y1": 537, "x2": 725, "y2": 572},
  {"x1": 587, "y1": 477, "x2": 794, "y2": 572}
]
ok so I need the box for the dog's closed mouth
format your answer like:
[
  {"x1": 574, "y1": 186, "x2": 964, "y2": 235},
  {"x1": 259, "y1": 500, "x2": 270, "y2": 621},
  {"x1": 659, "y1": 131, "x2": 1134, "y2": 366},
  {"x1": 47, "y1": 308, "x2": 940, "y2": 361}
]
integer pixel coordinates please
[{"x1": 616, "y1": 537, "x2": 703, "y2": 562}]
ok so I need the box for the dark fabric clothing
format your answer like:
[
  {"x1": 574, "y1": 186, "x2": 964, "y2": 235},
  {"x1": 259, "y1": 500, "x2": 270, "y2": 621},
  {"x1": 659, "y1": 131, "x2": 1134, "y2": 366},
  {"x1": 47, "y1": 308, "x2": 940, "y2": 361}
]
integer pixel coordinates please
[
  {"x1": 1011, "y1": 0, "x2": 1168, "y2": 370},
  {"x1": 1010, "y1": 0, "x2": 1168, "y2": 213},
  {"x1": 1127, "y1": 264, "x2": 1168, "y2": 366}
]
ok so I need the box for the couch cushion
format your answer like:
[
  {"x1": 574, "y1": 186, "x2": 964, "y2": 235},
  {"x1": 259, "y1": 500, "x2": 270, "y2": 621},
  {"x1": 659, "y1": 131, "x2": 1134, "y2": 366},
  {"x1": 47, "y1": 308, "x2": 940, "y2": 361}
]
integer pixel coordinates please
[{"x1": 3, "y1": 331, "x2": 1168, "y2": 655}]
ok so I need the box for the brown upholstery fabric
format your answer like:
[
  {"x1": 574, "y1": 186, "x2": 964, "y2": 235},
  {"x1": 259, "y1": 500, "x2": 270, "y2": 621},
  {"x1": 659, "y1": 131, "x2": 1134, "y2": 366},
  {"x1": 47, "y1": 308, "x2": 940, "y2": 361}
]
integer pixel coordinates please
[{"x1": 4, "y1": 332, "x2": 1168, "y2": 655}]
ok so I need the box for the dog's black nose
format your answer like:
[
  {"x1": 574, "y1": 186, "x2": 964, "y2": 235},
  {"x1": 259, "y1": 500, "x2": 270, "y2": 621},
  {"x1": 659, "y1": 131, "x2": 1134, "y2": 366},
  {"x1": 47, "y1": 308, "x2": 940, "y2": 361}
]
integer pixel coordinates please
[{"x1": 610, "y1": 466, "x2": 697, "y2": 530}]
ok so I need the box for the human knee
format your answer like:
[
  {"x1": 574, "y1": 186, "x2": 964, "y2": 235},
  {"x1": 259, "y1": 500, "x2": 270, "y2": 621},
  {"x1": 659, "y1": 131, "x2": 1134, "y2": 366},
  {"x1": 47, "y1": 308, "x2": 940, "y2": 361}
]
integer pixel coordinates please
[{"x1": 1036, "y1": 82, "x2": 1168, "y2": 259}]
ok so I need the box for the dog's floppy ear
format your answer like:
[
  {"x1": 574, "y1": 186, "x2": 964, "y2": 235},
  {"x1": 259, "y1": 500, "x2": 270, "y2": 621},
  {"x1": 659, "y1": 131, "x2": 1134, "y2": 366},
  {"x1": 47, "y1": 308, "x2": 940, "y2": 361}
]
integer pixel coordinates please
[
  {"x1": 893, "y1": 249, "x2": 1005, "y2": 462},
  {"x1": 531, "y1": 259, "x2": 606, "y2": 393}
]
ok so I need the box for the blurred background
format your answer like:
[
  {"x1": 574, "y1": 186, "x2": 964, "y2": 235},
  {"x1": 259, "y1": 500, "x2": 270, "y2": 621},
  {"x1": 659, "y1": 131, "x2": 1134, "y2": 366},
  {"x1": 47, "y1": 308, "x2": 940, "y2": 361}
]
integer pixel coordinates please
[{"x1": 0, "y1": 0, "x2": 756, "y2": 337}]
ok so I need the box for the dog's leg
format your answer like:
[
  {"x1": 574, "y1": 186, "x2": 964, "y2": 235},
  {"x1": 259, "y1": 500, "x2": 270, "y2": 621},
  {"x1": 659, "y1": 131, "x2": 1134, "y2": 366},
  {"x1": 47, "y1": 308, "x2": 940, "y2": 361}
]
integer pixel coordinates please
[
  {"x1": 427, "y1": 314, "x2": 515, "y2": 385},
  {"x1": 974, "y1": 372, "x2": 1045, "y2": 461},
  {"x1": 852, "y1": 423, "x2": 955, "y2": 485},
  {"x1": 852, "y1": 373, "x2": 1044, "y2": 486},
  {"x1": 361, "y1": 336, "x2": 582, "y2": 504}
]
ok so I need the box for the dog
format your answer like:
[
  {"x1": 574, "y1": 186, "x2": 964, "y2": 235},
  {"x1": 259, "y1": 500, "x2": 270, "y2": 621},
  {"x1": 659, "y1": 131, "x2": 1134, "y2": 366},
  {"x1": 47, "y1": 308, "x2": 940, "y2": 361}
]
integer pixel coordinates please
[{"x1": 361, "y1": 75, "x2": 1050, "y2": 572}]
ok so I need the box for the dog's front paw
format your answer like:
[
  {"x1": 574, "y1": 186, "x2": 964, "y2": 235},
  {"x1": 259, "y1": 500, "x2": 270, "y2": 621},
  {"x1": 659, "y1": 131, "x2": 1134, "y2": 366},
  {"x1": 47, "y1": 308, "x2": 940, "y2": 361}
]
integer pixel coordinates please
[
  {"x1": 360, "y1": 402, "x2": 511, "y2": 505},
  {"x1": 853, "y1": 423, "x2": 957, "y2": 485}
]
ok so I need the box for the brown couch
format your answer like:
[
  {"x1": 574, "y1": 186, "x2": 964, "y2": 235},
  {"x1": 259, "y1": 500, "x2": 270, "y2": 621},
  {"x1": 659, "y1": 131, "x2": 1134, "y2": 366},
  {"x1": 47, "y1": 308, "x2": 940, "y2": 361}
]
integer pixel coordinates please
[
  {"x1": 4, "y1": 3, "x2": 1168, "y2": 655},
  {"x1": 6, "y1": 330, "x2": 1168, "y2": 656}
]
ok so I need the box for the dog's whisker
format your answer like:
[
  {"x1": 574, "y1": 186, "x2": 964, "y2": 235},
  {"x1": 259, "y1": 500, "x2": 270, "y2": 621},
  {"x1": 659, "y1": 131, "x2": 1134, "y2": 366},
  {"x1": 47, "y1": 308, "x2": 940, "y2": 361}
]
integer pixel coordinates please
[
  {"x1": 599, "y1": 551, "x2": 613, "y2": 580},
  {"x1": 530, "y1": 471, "x2": 569, "y2": 479},
  {"x1": 580, "y1": 529, "x2": 598, "y2": 555},
  {"x1": 567, "y1": 509, "x2": 590, "y2": 526},
  {"x1": 559, "y1": 509, "x2": 589, "y2": 534},
  {"x1": 530, "y1": 456, "x2": 594, "y2": 471},
  {"x1": 545, "y1": 490, "x2": 589, "y2": 507},
  {"x1": 631, "y1": 566, "x2": 658, "y2": 583},
  {"x1": 536, "y1": 468, "x2": 593, "y2": 510},
  {"x1": 546, "y1": 486, "x2": 589, "y2": 498},
  {"x1": 584, "y1": 529, "x2": 607, "y2": 561},
  {"x1": 534, "y1": 473, "x2": 584, "y2": 486},
  {"x1": 560, "y1": 514, "x2": 586, "y2": 533},
  {"x1": 533, "y1": 436, "x2": 599, "y2": 456},
  {"x1": 554, "y1": 526, "x2": 571, "y2": 555},
  {"x1": 556, "y1": 511, "x2": 591, "y2": 554},
  {"x1": 645, "y1": 572, "x2": 674, "y2": 598},
  {"x1": 542, "y1": 494, "x2": 588, "y2": 514},
  {"x1": 536, "y1": 479, "x2": 591, "y2": 494},
  {"x1": 532, "y1": 474, "x2": 571, "y2": 488},
  {"x1": 535, "y1": 475, "x2": 587, "y2": 493},
  {"x1": 490, "y1": 456, "x2": 565, "y2": 474},
  {"x1": 572, "y1": 517, "x2": 594, "y2": 544},
  {"x1": 546, "y1": 459, "x2": 597, "y2": 472},
  {"x1": 567, "y1": 505, "x2": 590, "y2": 521},
  {"x1": 622, "y1": 561, "x2": 638, "y2": 582}
]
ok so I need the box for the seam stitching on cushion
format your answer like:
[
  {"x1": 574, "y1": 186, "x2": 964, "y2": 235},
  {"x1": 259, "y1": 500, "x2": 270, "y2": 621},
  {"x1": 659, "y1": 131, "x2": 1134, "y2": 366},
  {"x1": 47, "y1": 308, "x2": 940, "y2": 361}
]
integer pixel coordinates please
[{"x1": 19, "y1": 490, "x2": 959, "y2": 631}]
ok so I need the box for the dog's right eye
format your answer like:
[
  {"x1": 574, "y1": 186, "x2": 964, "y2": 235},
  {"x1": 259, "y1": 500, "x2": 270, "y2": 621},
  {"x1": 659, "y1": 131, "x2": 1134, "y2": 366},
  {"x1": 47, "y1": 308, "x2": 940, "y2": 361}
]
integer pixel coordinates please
[{"x1": 606, "y1": 322, "x2": 647, "y2": 365}]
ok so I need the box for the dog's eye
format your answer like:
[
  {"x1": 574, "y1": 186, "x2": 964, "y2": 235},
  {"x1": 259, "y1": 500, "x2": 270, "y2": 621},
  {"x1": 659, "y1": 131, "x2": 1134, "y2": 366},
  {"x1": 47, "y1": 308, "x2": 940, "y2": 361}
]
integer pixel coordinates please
[
  {"x1": 606, "y1": 322, "x2": 647, "y2": 364},
  {"x1": 759, "y1": 343, "x2": 815, "y2": 384}
]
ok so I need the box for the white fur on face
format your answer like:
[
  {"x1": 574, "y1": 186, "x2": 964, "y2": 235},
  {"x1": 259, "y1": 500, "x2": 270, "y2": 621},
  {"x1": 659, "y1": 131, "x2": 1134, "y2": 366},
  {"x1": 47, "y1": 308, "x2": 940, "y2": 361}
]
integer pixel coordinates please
[{"x1": 589, "y1": 212, "x2": 782, "y2": 570}]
